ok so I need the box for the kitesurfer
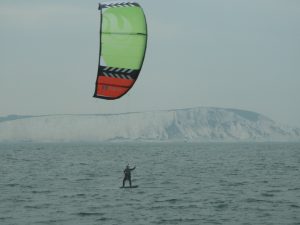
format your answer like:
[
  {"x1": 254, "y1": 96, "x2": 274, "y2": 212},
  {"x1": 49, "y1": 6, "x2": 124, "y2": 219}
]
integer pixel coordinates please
[{"x1": 122, "y1": 164, "x2": 136, "y2": 187}]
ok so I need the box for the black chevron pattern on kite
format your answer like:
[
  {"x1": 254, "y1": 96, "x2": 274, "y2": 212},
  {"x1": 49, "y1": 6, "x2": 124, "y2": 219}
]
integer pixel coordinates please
[
  {"x1": 102, "y1": 72, "x2": 134, "y2": 80},
  {"x1": 99, "y1": 66, "x2": 139, "y2": 80},
  {"x1": 101, "y1": 66, "x2": 136, "y2": 74},
  {"x1": 101, "y1": 2, "x2": 139, "y2": 9}
]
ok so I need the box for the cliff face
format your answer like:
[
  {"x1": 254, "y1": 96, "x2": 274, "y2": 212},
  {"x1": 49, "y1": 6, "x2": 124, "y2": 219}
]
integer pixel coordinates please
[{"x1": 0, "y1": 107, "x2": 299, "y2": 142}]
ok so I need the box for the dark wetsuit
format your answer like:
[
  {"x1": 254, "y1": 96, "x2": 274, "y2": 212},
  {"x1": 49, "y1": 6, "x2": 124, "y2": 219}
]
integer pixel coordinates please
[{"x1": 122, "y1": 166, "x2": 135, "y2": 187}]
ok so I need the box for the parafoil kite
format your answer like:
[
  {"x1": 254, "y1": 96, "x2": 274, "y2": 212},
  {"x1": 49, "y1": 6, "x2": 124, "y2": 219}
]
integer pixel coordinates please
[{"x1": 94, "y1": 1, "x2": 148, "y2": 100}]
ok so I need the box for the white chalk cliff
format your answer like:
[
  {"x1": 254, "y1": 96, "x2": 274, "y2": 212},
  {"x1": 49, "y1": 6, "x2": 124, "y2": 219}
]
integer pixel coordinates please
[{"x1": 0, "y1": 107, "x2": 299, "y2": 142}]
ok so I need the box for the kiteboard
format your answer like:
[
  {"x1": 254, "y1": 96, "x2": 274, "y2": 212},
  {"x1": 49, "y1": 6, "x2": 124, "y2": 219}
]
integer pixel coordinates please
[{"x1": 120, "y1": 185, "x2": 138, "y2": 189}]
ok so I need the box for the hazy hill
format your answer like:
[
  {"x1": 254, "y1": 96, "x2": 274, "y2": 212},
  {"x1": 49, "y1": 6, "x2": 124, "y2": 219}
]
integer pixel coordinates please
[{"x1": 0, "y1": 107, "x2": 299, "y2": 142}]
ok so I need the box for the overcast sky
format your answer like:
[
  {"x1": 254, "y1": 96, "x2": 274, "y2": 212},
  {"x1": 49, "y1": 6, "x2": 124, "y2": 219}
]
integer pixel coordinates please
[{"x1": 1, "y1": 0, "x2": 300, "y2": 126}]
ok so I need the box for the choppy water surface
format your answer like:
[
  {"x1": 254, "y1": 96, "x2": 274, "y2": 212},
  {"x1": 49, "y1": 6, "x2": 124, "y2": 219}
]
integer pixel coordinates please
[{"x1": 0, "y1": 142, "x2": 299, "y2": 225}]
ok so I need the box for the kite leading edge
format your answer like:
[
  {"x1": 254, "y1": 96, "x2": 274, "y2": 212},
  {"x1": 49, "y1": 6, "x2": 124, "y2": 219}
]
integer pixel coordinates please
[{"x1": 94, "y1": 1, "x2": 148, "y2": 100}]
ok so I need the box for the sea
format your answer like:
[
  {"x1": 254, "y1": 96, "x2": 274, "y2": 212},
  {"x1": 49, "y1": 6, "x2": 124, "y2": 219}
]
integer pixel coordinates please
[{"x1": 0, "y1": 142, "x2": 299, "y2": 225}]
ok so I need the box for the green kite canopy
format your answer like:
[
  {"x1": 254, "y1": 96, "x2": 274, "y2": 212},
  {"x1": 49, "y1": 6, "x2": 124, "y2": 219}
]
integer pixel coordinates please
[{"x1": 94, "y1": 1, "x2": 148, "y2": 100}]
